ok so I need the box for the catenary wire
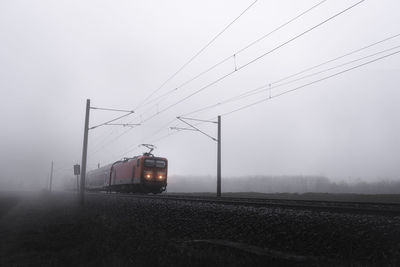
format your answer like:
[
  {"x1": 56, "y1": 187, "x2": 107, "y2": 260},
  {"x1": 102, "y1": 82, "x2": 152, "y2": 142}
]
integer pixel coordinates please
[
  {"x1": 135, "y1": 0, "x2": 259, "y2": 110},
  {"x1": 88, "y1": 0, "x2": 259, "y2": 154},
  {"x1": 91, "y1": 0, "x2": 332, "y2": 152},
  {"x1": 182, "y1": 43, "x2": 400, "y2": 117},
  {"x1": 118, "y1": 47, "x2": 400, "y2": 157},
  {"x1": 139, "y1": 0, "x2": 366, "y2": 124},
  {"x1": 135, "y1": 0, "x2": 329, "y2": 113},
  {"x1": 89, "y1": 0, "x2": 363, "y2": 158},
  {"x1": 221, "y1": 49, "x2": 400, "y2": 117},
  {"x1": 272, "y1": 33, "x2": 400, "y2": 85}
]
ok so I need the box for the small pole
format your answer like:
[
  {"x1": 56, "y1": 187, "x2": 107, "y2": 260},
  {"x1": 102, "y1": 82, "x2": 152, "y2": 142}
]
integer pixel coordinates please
[
  {"x1": 217, "y1": 116, "x2": 221, "y2": 197},
  {"x1": 80, "y1": 99, "x2": 90, "y2": 205},
  {"x1": 49, "y1": 161, "x2": 54, "y2": 192},
  {"x1": 76, "y1": 175, "x2": 80, "y2": 193}
]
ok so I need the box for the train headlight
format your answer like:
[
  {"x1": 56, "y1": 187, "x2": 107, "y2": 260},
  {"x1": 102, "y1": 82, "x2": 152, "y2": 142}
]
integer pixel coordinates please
[
  {"x1": 157, "y1": 173, "x2": 166, "y2": 180},
  {"x1": 144, "y1": 171, "x2": 153, "y2": 180}
]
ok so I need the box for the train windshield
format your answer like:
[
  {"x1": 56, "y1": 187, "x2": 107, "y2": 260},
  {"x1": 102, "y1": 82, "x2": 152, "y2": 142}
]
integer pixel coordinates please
[
  {"x1": 144, "y1": 159, "x2": 166, "y2": 168},
  {"x1": 155, "y1": 160, "x2": 166, "y2": 168}
]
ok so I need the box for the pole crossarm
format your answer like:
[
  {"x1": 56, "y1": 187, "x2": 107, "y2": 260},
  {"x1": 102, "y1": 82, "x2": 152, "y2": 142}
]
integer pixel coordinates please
[
  {"x1": 89, "y1": 111, "x2": 134, "y2": 130},
  {"x1": 170, "y1": 127, "x2": 198, "y2": 131},
  {"x1": 80, "y1": 99, "x2": 137, "y2": 205},
  {"x1": 176, "y1": 117, "x2": 217, "y2": 142},
  {"x1": 174, "y1": 115, "x2": 222, "y2": 197},
  {"x1": 104, "y1": 123, "x2": 141, "y2": 127},
  {"x1": 177, "y1": 117, "x2": 218, "y2": 124},
  {"x1": 90, "y1": 107, "x2": 134, "y2": 113}
]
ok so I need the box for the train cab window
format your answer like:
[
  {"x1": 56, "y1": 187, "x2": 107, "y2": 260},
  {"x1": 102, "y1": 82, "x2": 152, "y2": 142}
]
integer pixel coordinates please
[
  {"x1": 144, "y1": 159, "x2": 166, "y2": 168},
  {"x1": 156, "y1": 160, "x2": 166, "y2": 168},
  {"x1": 144, "y1": 159, "x2": 156, "y2": 167},
  {"x1": 137, "y1": 159, "x2": 140, "y2": 167}
]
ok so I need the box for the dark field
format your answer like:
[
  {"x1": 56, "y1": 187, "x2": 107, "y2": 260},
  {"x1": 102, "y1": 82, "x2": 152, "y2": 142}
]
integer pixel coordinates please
[
  {"x1": 167, "y1": 192, "x2": 400, "y2": 203},
  {"x1": 1, "y1": 191, "x2": 400, "y2": 266}
]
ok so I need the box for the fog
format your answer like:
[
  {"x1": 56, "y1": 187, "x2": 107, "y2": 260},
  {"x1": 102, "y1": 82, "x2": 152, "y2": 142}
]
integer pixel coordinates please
[
  {"x1": 1, "y1": 0, "x2": 399, "y2": 192},
  {"x1": 165, "y1": 175, "x2": 400, "y2": 194}
]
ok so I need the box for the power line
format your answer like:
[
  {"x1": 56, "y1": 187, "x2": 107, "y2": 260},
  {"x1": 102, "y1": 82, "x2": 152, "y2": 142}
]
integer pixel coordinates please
[
  {"x1": 181, "y1": 84, "x2": 269, "y2": 117},
  {"x1": 135, "y1": 56, "x2": 233, "y2": 112},
  {"x1": 93, "y1": 117, "x2": 178, "y2": 160},
  {"x1": 89, "y1": 124, "x2": 141, "y2": 157},
  {"x1": 135, "y1": 0, "x2": 259, "y2": 110},
  {"x1": 139, "y1": 0, "x2": 365, "y2": 123},
  {"x1": 96, "y1": 11, "x2": 400, "y2": 169},
  {"x1": 88, "y1": 0, "x2": 364, "y2": 157},
  {"x1": 135, "y1": 0, "x2": 329, "y2": 113},
  {"x1": 87, "y1": 0, "x2": 259, "y2": 155},
  {"x1": 181, "y1": 35, "x2": 400, "y2": 117},
  {"x1": 86, "y1": 106, "x2": 136, "y2": 150},
  {"x1": 272, "y1": 45, "x2": 400, "y2": 88},
  {"x1": 231, "y1": 45, "x2": 400, "y2": 106},
  {"x1": 239, "y1": 0, "x2": 365, "y2": 70},
  {"x1": 272, "y1": 33, "x2": 400, "y2": 86},
  {"x1": 175, "y1": 48, "x2": 400, "y2": 131},
  {"x1": 116, "y1": 115, "x2": 215, "y2": 160},
  {"x1": 221, "y1": 49, "x2": 400, "y2": 117},
  {"x1": 88, "y1": 0, "x2": 366, "y2": 159},
  {"x1": 89, "y1": 111, "x2": 134, "y2": 130}
]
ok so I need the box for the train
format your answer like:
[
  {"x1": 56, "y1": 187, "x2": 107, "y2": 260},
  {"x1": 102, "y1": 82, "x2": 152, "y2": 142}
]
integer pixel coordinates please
[{"x1": 86, "y1": 150, "x2": 168, "y2": 194}]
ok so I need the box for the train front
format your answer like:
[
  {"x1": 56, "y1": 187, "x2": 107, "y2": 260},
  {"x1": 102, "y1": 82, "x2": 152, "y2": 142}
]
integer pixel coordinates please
[{"x1": 141, "y1": 156, "x2": 168, "y2": 193}]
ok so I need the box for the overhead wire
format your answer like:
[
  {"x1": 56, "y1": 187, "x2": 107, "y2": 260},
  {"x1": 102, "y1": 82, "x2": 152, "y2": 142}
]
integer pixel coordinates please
[
  {"x1": 182, "y1": 42, "x2": 400, "y2": 117},
  {"x1": 271, "y1": 45, "x2": 400, "y2": 88},
  {"x1": 87, "y1": 0, "x2": 259, "y2": 157},
  {"x1": 272, "y1": 33, "x2": 400, "y2": 85},
  {"x1": 134, "y1": 0, "x2": 329, "y2": 114},
  {"x1": 138, "y1": 0, "x2": 366, "y2": 124},
  {"x1": 134, "y1": 0, "x2": 259, "y2": 111},
  {"x1": 117, "y1": 118, "x2": 210, "y2": 159},
  {"x1": 121, "y1": 46, "x2": 400, "y2": 156},
  {"x1": 221, "y1": 49, "x2": 400, "y2": 117},
  {"x1": 89, "y1": 124, "x2": 141, "y2": 157},
  {"x1": 239, "y1": 0, "x2": 365, "y2": 70},
  {"x1": 89, "y1": 0, "x2": 365, "y2": 160},
  {"x1": 111, "y1": 117, "x2": 179, "y2": 158}
]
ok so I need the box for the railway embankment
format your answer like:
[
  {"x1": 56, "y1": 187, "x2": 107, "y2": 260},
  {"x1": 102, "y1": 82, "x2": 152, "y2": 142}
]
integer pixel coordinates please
[{"x1": 1, "y1": 191, "x2": 399, "y2": 266}]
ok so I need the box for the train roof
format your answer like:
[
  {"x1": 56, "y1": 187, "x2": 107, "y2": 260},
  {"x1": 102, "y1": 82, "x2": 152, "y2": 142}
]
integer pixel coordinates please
[{"x1": 87, "y1": 155, "x2": 167, "y2": 173}]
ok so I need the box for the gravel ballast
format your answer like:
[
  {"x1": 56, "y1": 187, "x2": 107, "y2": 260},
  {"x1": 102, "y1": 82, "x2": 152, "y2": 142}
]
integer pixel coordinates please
[{"x1": 1, "y1": 192, "x2": 399, "y2": 266}]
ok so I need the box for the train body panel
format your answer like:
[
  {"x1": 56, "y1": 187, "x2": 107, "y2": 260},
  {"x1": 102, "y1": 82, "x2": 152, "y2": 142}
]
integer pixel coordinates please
[
  {"x1": 86, "y1": 155, "x2": 168, "y2": 193},
  {"x1": 112, "y1": 160, "x2": 135, "y2": 185},
  {"x1": 87, "y1": 163, "x2": 112, "y2": 189}
]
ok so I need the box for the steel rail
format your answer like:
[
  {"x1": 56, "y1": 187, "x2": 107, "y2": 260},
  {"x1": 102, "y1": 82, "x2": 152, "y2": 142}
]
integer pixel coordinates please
[{"x1": 86, "y1": 192, "x2": 400, "y2": 217}]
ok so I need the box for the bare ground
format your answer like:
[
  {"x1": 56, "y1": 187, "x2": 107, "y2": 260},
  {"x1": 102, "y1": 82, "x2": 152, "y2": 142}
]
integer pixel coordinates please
[{"x1": 1, "y1": 191, "x2": 399, "y2": 266}]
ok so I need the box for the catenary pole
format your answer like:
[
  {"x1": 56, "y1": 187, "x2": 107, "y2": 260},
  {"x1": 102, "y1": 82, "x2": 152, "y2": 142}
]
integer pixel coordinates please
[
  {"x1": 49, "y1": 161, "x2": 54, "y2": 192},
  {"x1": 76, "y1": 174, "x2": 80, "y2": 193},
  {"x1": 217, "y1": 116, "x2": 221, "y2": 197},
  {"x1": 80, "y1": 99, "x2": 90, "y2": 205},
  {"x1": 79, "y1": 100, "x2": 135, "y2": 205},
  {"x1": 174, "y1": 116, "x2": 222, "y2": 197}
]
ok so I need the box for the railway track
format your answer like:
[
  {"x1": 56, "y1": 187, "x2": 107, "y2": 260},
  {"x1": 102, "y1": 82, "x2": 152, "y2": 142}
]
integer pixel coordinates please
[{"x1": 88, "y1": 192, "x2": 400, "y2": 216}]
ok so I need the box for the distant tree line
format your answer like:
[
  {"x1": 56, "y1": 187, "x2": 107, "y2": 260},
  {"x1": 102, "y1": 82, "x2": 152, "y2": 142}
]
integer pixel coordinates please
[{"x1": 167, "y1": 175, "x2": 400, "y2": 194}]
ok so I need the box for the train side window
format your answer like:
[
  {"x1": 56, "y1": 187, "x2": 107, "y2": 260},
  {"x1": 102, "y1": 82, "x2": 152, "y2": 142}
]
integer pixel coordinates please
[{"x1": 137, "y1": 159, "x2": 140, "y2": 167}]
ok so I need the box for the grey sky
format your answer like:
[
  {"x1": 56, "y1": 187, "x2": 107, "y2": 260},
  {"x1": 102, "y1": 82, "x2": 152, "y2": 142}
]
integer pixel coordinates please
[{"x1": 1, "y1": 0, "x2": 399, "y2": 189}]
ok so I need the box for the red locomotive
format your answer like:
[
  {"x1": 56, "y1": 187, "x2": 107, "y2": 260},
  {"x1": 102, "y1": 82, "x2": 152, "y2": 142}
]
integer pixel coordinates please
[{"x1": 86, "y1": 145, "x2": 167, "y2": 194}]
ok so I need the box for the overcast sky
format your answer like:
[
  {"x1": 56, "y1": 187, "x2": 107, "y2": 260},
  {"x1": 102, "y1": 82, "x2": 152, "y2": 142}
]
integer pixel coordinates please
[{"x1": 1, "y1": 0, "x2": 399, "y2": 189}]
